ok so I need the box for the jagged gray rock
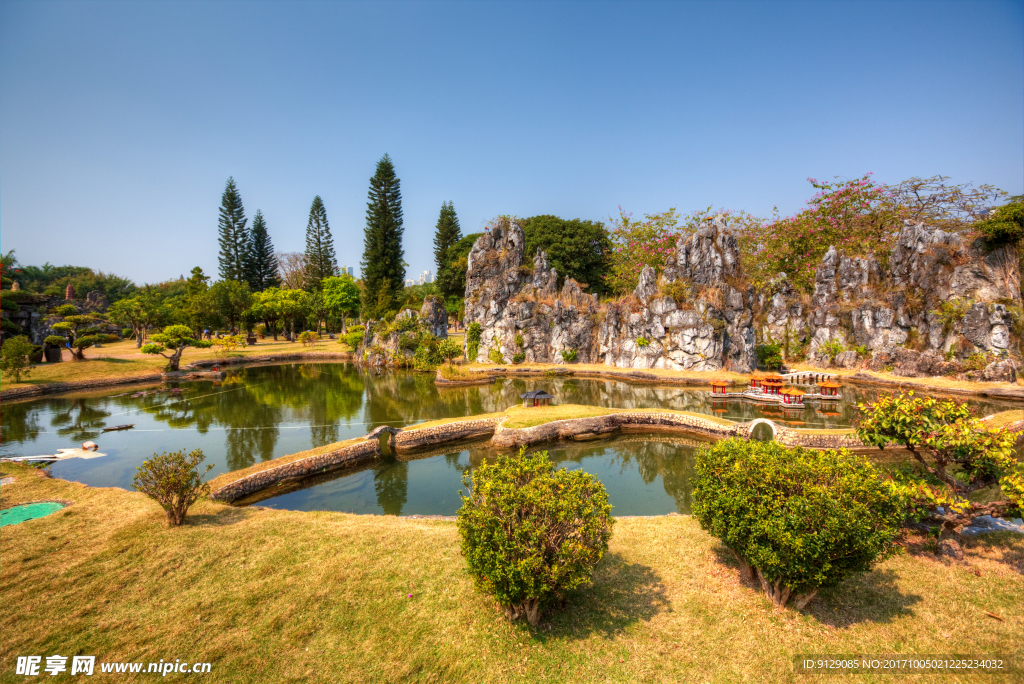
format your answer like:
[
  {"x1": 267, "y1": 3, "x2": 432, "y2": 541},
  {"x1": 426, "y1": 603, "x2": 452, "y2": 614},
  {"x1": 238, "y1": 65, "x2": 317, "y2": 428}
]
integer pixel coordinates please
[{"x1": 419, "y1": 297, "x2": 448, "y2": 338}]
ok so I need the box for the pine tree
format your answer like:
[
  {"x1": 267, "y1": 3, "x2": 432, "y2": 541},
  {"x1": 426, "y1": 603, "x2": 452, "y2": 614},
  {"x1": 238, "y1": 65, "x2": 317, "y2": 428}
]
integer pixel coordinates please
[
  {"x1": 432, "y1": 201, "x2": 463, "y2": 299},
  {"x1": 303, "y1": 196, "x2": 338, "y2": 291},
  {"x1": 217, "y1": 177, "x2": 249, "y2": 282},
  {"x1": 247, "y1": 210, "x2": 280, "y2": 291},
  {"x1": 360, "y1": 154, "x2": 405, "y2": 317}
]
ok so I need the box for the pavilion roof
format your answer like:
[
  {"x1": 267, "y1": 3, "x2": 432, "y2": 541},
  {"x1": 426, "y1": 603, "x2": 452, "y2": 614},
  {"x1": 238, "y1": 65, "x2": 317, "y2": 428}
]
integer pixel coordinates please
[{"x1": 520, "y1": 390, "x2": 554, "y2": 400}]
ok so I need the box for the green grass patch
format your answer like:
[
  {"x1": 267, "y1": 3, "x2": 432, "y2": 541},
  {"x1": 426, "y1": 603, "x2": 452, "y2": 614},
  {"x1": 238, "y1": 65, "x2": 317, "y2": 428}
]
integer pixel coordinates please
[{"x1": 0, "y1": 463, "x2": 1020, "y2": 683}]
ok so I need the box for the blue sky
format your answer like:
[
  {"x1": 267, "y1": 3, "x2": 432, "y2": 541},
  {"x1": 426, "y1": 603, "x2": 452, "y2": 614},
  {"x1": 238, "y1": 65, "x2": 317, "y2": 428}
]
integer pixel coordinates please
[{"x1": 1, "y1": 0, "x2": 1021, "y2": 285}]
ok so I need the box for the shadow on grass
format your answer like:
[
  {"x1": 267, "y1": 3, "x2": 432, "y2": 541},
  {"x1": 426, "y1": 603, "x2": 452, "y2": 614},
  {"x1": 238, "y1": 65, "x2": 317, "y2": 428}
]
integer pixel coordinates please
[
  {"x1": 710, "y1": 545, "x2": 922, "y2": 626},
  {"x1": 536, "y1": 552, "x2": 670, "y2": 640},
  {"x1": 961, "y1": 532, "x2": 1024, "y2": 574},
  {"x1": 185, "y1": 507, "x2": 252, "y2": 528}
]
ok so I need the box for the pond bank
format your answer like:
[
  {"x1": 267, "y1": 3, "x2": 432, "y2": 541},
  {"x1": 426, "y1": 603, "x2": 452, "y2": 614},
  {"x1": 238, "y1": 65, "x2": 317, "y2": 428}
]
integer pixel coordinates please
[
  {"x1": 208, "y1": 404, "x2": 865, "y2": 504},
  {"x1": 0, "y1": 350, "x2": 353, "y2": 401},
  {"x1": 448, "y1": 362, "x2": 1024, "y2": 400}
]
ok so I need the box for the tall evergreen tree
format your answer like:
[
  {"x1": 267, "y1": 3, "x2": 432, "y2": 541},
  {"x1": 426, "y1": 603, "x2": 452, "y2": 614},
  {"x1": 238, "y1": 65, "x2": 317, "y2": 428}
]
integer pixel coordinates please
[
  {"x1": 217, "y1": 177, "x2": 249, "y2": 282},
  {"x1": 432, "y1": 201, "x2": 463, "y2": 298},
  {"x1": 303, "y1": 196, "x2": 338, "y2": 291},
  {"x1": 360, "y1": 154, "x2": 405, "y2": 317},
  {"x1": 247, "y1": 210, "x2": 280, "y2": 291}
]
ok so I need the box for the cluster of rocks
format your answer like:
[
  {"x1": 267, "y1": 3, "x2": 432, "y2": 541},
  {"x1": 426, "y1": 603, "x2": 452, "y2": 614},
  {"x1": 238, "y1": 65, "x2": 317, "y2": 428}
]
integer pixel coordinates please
[
  {"x1": 461, "y1": 216, "x2": 1021, "y2": 379},
  {"x1": 464, "y1": 217, "x2": 757, "y2": 371},
  {"x1": 1, "y1": 289, "x2": 119, "y2": 346},
  {"x1": 358, "y1": 297, "x2": 449, "y2": 365}
]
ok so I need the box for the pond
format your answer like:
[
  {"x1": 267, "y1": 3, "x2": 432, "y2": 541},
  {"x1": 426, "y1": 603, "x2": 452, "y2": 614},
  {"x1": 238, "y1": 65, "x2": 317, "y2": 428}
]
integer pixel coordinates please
[{"x1": 1, "y1": 362, "x2": 1014, "y2": 515}]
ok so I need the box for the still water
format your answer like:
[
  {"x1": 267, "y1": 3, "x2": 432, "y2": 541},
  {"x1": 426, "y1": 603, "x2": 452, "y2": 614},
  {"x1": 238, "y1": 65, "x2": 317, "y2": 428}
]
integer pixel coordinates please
[{"x1": 1, "y1": 362, "x2": 1013, "y2": 514}]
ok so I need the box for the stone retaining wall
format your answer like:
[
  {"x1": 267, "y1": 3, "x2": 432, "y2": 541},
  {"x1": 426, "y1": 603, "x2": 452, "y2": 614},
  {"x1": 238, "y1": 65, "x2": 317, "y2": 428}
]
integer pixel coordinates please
[
  {"x1": 394, "y1": 417, "x2": 501, "y2": 451},
  {"x1": 210, "y1": 439, "x2": 379, "y2": 503},
  {"x1": 774, "y1": 426, "x2": 863, "y2": 449},
  {"x1": 490, "y1": 412, "x2": 744, "y2": 448}
]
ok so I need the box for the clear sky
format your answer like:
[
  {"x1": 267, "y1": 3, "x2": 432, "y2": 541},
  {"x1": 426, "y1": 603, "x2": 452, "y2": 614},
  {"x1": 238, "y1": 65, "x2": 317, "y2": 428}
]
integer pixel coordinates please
[{"x1": 1, "y1": 0, "x2": 1021, "y2": 285}]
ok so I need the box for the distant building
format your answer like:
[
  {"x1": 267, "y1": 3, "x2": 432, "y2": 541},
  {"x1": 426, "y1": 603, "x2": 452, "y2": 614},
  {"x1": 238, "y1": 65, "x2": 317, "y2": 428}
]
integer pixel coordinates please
[
  {"x1": 405, "y1": 279, "x2": 415, "y2": 287},
  {"x1": 419, "y1": 270, "x2": 433, "y2": 285},
  {"x1": 338, "y1": 265, "x2": 354, "y2": 277}
]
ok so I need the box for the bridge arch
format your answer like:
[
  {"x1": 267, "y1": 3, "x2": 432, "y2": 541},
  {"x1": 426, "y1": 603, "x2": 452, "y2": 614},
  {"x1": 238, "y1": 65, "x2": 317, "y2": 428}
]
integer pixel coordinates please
[{"x1": 746, "y1": 419, "x2": 777, "y2": 442}]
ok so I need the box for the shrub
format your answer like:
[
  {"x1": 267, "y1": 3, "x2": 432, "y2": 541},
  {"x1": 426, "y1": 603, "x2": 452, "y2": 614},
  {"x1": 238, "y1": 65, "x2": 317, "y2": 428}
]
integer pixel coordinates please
[
  {"x1": 121, "y1": 327, "x2": 133, "y2": 338},
  {"x1": 0, "y1": 335, "x2": 35, "y2": 383},
  {"x1": 560, "y1": 348, "x2": 577, "y2": 363},
  {"x1": 975, "y1": 196, "x2": 1023, "y2": 248},
  {"x1": 692, "y1": 439, "x2": 905, "y2": 610},
  {"x1": 132, "y1": 448, "x2": 214, "y2": 526},
  {"x1": 514, "y1": 333, "x2": 524, "y2": 348},
  {"x1": 343, "y1": 329, "x2": 364, "y2": 350},
  {"x1": 298, "y1": 331, "x2": 319, "y2": 347},
  {"x1": 817, "y1": 339, "x2": 844, "y2": 363},
  {"x1": 488, "y1": 346, "x2": 506, "y2": 364},
  {"x1": 1, "y1": 297, "x2": 19, "y2": 313},
  {"x1": 466, "y1": 322, "x2": 482, "y2": 361},
  {"x1": 635, "y1": 337, "x2": 650, "y2": 348},
  {"x1": 413, "y1": 341, "x2": 441, "y2": 371},
  {"x1": 1, "y1": 318, "x2": 22, "y2": 336},
  {"x1": 511, "y1": 351, "x2": 526, "y2": 364},
  {"x1": 852, "y1": 344, "x2": 870, "y2": 358},
  {"x1": 660, "y1": 278, "x2": 692, "y2": 304},
  {"x1": 856, "y1": 391, "x2": 1023, "y2": 529},
  {"x1": 756, "y1": 342, "x2": 783, "y2": 370},
  {"x1": 933, "y1": 298, "x2": 972, "y2": 335},
  {"x1": 44, "y1": 335, "x2": 67, "y2": 347},
  {"x1": 458, "y1": 449, "x2": 614, "y2": 626},
  {"x1": 214, "y1": 334, "x2": 246, "y2": 352},
  {"x1": 399, "y1": 333, "x2": 420, "y2": 351},
  {"x1": 437, "y1": 337, "x2": 463, "y2": 364}
]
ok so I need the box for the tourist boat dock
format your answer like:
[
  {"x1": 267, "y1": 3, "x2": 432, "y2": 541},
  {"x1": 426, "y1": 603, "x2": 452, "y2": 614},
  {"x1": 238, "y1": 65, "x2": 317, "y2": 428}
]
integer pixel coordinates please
[{"x1": 707, "y1": 374, "x2": 843, "y2": 406}]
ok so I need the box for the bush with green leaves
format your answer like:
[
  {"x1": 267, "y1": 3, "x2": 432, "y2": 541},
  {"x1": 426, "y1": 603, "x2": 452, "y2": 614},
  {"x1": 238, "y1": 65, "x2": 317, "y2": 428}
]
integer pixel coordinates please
[
  {"x1": 856, "y1": 391, "x2": 1023, "y2": 530},
  {"x1": 755, "y1": 342, "x2": 783, "y2": 370},
  {"x1": 298, "y1": 330, "x2": 319, "y2": 347},
  {"x1": 49, "y1": 310, "x2": 105, "y2": 360},
  {"x1": 816, "y1": 339, "x2": 845, "y2": 363},
  {"x1": 413, "y1": 340, "x2": 441, "y2": 371},
  {"x1": 692, "y1": 439, "x2": 905, "y2": 610},
  {"x1": 0, "y1": 335, "x2": 35, "y2": 383},
  {"x1": 560, "y1": 348, "x2": 577, "y2": 363},
  {"x1": 466, "y1": 322, "x2": 482, "y2": 361},
  {"x1": 458, "y1": 449, "x2": 614, "y2": 626},
  {"x1": 635, "y1": 337, "x2": 650, "y2": 348},
  {"x1": 132, "y1": 448, "x2": 214, "y2": 526},
  {"x1": 437, "y1": 337, "x2": 463, "y2": 364},
  {"x1": 975, "y1": 195, "x2": 1023, "y2": 248},
  {"x1": 932, "y1": 297, "x2": 972, "y2": 336},
  {"x1": 342, "y1": 329, "x2": 364, "y2": 350},
  {"x1": 511, "y1": 351, "x2": 526, "y2": 364}
]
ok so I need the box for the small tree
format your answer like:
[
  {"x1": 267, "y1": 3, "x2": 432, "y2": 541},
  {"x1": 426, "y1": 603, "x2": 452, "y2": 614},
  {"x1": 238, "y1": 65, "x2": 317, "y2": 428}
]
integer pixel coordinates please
[
  {"x1": 107, "y1": 297, "x2": 149, "y2": 348},
  {"x1": 250, "y1": 288, "x2": 284, "y2": 340},
  {"x1": 0, "y1": 335, "x2": 35, "y2": 383},
  {"x1": 132, "y1": 448, "x2": 213, "y2": 526},
  {"x1": 209, "y1": 279, "x2": 253, "y2": 333},
  {"x1": 49, "y1": 305, "x2": 104, "y2": 360},
  {"x1": 856, "y1": 391, "x2": 1023, "y2": 530},
  {"x1": 692, "y1": 439, "x2": 905, "y2": 610},
  {"x1": 298, "y1": 330, "x2": 319, "y2": 347},
  {"x1": 437, "y1": 337, "x2": 462, "y2": 364},
  {"x1": 466, "y1": 322, "x2": 482, "y2": 362},
  {"x1": 323, "y1": 274, "x2": 360, "y2": 334},
  {"x1": 458, "y1": 449, "x2": 614, "y2": 626},
  {"x1": 141, "y1": 325, "x2": 213, "y2": 371}
]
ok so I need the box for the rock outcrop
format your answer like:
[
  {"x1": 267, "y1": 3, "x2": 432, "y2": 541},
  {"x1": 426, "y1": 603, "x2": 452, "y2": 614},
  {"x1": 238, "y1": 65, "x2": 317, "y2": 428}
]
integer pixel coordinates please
[
  {"x1": 464, "y1": 216, "x2": 757, "y2": 371},
  {"x1": 461, "y1": 216, "x2": 1021, "y2": 378}
]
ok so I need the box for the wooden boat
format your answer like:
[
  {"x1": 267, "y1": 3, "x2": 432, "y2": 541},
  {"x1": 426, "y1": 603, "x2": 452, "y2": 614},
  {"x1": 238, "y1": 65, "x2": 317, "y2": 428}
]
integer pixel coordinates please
[{"x1": 102, "y1": 424, "x2": 135, "y2": 432}]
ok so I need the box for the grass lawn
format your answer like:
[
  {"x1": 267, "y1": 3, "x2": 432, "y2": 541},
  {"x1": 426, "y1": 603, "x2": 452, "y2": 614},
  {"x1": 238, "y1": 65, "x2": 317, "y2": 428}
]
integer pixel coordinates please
[{"x1": 0, "y1": 463, "x2": 1020, "y2": 683}]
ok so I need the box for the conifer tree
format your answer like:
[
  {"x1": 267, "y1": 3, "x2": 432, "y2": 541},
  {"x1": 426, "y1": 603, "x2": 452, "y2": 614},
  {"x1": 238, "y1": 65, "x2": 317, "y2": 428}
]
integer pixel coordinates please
[
  {"x1": 217, "y1": 177, "x2": 249, "y2": 282},
  {"x1": 360, "y1": 154, "x2": 405, "y2": 317},
  {"x1": 303, "y1": 196, "x2": 338, "y2": 291},
  {"x1": 247, "y1": 210, "x2": 280, "y2": 291},
  {"x1": 432, "y1": 201, "x2": 463, "y2": 298}
]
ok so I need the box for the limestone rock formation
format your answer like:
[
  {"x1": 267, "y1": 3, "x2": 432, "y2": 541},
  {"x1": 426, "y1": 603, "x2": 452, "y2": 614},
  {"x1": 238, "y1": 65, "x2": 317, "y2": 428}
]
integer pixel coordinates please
[
  {"x1": 463, "y1": 215, "x2": 757, "y2": 372},
  {"x1": 419, "y1": 297, "x2": 448, "y2": 338}
]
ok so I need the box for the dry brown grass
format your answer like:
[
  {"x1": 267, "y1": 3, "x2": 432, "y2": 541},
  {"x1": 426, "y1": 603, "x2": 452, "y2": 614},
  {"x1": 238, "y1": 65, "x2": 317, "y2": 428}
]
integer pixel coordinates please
[
  {"x1": 979, "y1": 410, "x2": 1024, "y2": 429},
  {"x1": 1, "y1": 463, "x2": 1020, "y2": 684}
]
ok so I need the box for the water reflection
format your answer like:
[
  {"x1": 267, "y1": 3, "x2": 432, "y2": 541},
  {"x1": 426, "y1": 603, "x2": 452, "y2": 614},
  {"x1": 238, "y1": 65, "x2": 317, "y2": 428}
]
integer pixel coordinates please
[
  {"x1": 0, "y1": 362, "x2": 1015, "y2": 497},
  {"x1": 257, "y1": 434, "x2": 708, "y2": 516}
]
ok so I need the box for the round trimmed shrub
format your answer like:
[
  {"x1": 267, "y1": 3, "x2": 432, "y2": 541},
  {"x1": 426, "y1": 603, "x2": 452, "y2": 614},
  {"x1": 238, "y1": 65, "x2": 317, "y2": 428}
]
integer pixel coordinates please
[
  {"x1": 692, "y1": 438, "x2": 905, "y2": 610},
  {"x1": 457, "y1": 449, "x2": 614, "y2": 626}
]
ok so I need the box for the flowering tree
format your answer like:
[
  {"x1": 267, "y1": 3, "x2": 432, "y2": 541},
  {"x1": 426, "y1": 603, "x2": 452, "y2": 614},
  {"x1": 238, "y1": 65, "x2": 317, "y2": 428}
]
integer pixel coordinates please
[
  {"x1": 604, "y1": 208, "x2": 680, "y2": 295},
  {"x1": 738, "y1": 174, "x2": 1006, "y2": 292}
]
